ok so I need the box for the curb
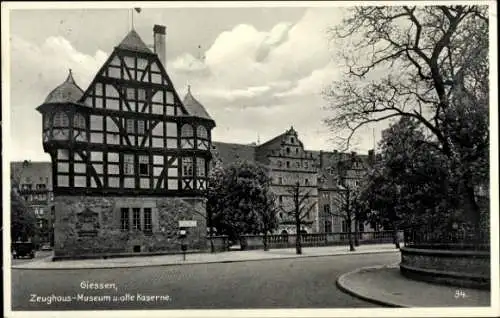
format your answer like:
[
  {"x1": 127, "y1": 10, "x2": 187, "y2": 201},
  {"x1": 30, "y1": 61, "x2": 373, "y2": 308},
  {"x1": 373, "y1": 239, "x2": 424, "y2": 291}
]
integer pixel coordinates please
[
  {"x1": 336, "y1": 264, "x2": 408, "y2": 308},
  {"x1": 12, "y1": 249, "x2": 400, "y2": 270}
]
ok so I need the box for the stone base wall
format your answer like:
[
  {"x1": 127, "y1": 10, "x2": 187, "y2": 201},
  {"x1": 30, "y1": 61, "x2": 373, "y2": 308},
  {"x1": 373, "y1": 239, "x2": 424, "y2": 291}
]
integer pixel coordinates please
[
  {"x1": 400, "y1": 247, "x2": 490, "y2": 290},
  {"x1": 54, "y1": 196, "x2": 207, "y2": 258}
]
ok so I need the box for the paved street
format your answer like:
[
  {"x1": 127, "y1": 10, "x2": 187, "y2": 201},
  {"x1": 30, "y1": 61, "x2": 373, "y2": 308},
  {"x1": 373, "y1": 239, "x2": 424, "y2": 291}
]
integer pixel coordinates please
[{"x1": 11, "y1": 252, "x2": 399, "y2": 310}]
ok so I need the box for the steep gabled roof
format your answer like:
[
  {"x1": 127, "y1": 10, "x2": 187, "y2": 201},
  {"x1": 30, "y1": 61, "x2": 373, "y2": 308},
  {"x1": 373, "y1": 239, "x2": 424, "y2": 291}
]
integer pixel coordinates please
[
  {"x1": 11, "y1": 161, "x2": 53, "y2": 188},
  {"x1": 257, "y1": 126, "x2": 302, "y2": 150},
  {"x1": 44, "y1": 70, "x2": 84, "y2": 104},
  {"x1": 182, "y1": 86, "x2": 213, "y2": 120},
  {"x1": 117, "y1": 29, "x2": 152, "y2": 53}
]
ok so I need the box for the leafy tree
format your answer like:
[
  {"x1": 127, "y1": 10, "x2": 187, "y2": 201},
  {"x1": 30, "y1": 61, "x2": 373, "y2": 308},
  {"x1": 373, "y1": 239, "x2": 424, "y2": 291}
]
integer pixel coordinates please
[
  {"x1": 207, "y1": 161, "x2": 276, "y2": 248},
  {"x1": 203, "y1": 162, "x2": 227, "y2": 252},
  {"x1": 360, "y1": 117, "x2": 454, "y2": 246},
  {"x1": 282, "y1": 182, "x2": 317, "y2": 255},
  {"x1": 257, "y1": 191, "x2": 279, "y2": 251},
  {"x1": 324, "y1": 5, "x2": 489, "y2": 240},
  {"x1": 11, "y1": 177, "x2": 37, "y2": 242}
]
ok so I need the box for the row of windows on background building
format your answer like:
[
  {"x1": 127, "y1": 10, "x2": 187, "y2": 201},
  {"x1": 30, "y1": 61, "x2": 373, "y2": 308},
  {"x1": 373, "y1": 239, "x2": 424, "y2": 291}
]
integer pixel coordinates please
[
  {"x1": 33, "y1": 207, "x2": 46, "y2": 216},
  {"x1": 277, "y1": 159, "x2": 310, "y2": 169},
  {"x1": 20, "y1": 183, "x2": 49, "y2": 191},
  {"x1": 22, "y1": 193, "x2": 53, "y2": 202},
  {"x1": 323, "y1": 220, "x2": 356, "y2": 233},
  {"x1": 274, "y1": 176, "x2": 313, "y2": 186},
  {"x1": 120, "y1": 207, "x2": 152, "y2": 233},
  {"x1": 278, "y1": 210, "x2": 311, "y2": 220}
]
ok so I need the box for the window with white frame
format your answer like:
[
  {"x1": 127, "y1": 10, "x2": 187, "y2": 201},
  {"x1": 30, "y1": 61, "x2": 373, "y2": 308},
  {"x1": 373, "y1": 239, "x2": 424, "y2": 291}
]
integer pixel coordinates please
[
  {"x1": 182, "y1": 157, "x2": 193, "y2": 176},
  {"x1": 124, "y1": 154, "x2": 134, "y2": 174},
  {"x1": 144, "y1": 208, "x2": 152, "y2": 233},
  {"x1": 137, "y1": 120, "x2": 145, "y2": 135},
  {"x1": 132, "y1": 208, "x2": 141, "y2": 231},
  {"x1": 197, "y1": 126, "x2": 207, "y2": 139},
  {"x1": 126, "y1": 119, "x2": 134, "y2": 133},
  {"x1": 196, "y1": 158, "x2": 205, "y2": 177},
  {"x1": 53, "y1": 112, "x2": 69, "y2": 127}
]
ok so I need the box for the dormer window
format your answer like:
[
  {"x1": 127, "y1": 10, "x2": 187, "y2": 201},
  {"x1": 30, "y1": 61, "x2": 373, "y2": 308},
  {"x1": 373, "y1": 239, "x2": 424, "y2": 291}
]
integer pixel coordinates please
[{"x1": 291, "y1": 137, "x2": 295, "y2": 143}]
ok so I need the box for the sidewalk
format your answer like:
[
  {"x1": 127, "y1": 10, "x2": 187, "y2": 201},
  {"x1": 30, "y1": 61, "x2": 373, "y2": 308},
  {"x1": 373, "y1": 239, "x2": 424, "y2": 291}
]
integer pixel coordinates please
[
  {"x1": 12, "y1": 243, "x2": 397, "y2": 270},
  {"x1": 337, "y1": 264, "x2": 491, "y2": 307}
]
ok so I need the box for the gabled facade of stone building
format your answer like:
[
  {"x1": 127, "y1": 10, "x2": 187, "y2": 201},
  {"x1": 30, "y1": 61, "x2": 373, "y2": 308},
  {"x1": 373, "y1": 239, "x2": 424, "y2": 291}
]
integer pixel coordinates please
[
  {"x1": 11, "y1": 161, "x2": 55, "y2": 245},
  {"x1": 212, "y1": 127, "x2": 375, "y2": 234}
]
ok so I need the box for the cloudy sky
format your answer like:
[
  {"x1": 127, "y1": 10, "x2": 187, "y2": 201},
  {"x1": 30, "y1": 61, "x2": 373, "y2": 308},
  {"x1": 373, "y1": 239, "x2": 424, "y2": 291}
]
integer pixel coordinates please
[{"x1": 6, "y1": 4, "x2": 383, "y2": 162}]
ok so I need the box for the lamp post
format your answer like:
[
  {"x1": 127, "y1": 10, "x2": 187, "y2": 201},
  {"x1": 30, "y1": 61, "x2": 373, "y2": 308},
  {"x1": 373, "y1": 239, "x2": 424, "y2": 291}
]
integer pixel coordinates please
[{"x1": 393, "y1": 184, "x2": 402, "y2": 249}]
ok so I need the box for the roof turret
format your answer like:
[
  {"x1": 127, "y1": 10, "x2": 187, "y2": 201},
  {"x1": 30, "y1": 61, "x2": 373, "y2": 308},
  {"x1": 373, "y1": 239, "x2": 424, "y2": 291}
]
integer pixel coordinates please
[
  {"x1": 43, "y1": 69, "x2": 84, "y2": 104},
  {"x1": 182, "y1": 85, "x2": 213, "y2": 120}
]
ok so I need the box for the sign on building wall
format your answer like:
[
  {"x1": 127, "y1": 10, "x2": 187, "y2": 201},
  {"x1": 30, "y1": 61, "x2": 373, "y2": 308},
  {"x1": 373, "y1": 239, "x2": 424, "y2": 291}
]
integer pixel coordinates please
[{"x1": 178, "y1": 220, "x2": 197, "y2": 227}]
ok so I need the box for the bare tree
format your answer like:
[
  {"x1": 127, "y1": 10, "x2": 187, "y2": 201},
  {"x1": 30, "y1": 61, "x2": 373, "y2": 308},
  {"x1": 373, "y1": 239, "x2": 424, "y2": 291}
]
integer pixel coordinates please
[
  {"x1": 282, "y1": 182, "x2": 317, "y2": 255},
  {"x1": 324, "y1": 5, "x2": 489, "y2": 240},
  {"x1": 326, "y1": 186, "x2": 357, "y2": 251}
]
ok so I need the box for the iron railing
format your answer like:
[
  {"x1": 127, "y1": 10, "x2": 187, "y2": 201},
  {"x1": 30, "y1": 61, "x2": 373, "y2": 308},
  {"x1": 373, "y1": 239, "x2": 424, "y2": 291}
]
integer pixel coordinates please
[
  {"x1": 403, "y1": 228, "x2": 490, "y2": 250},
  {"x1": 238, "y1": 230, "x2": 402, "y2": 250}
]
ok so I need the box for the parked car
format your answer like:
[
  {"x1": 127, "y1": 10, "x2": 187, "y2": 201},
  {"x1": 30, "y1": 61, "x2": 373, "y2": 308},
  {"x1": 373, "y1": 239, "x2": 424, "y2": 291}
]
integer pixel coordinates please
[
  {"x1": 12, "y1": 241, "x2": 35, "y2": 259},
  {"x1": 40, "y1": 243, "x2": 53, "y2": 251}
]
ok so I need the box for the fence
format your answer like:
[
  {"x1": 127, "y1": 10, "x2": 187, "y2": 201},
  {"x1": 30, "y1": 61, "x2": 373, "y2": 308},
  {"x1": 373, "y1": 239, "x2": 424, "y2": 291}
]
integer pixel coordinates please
[
  {"x1": 237, "y1": 231, "x2": 402, "y2": 250},
  {"x1": 403, "y1": 228, "x2": 490, "y2": 251}
]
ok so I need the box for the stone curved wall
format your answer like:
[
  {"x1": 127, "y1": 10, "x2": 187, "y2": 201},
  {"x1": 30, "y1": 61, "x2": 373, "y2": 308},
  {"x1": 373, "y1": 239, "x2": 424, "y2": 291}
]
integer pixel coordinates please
[{"x1": 400, "y1": 247, "x2": 490, "y2": 290}]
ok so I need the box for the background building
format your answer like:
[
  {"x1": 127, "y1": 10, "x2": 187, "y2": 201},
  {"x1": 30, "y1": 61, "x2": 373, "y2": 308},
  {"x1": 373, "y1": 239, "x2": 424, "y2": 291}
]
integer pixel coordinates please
[
  {"x1": 212, "y1": 127, "x2": 375, "y2": 234},
  {"x1": 314, "y1": 150, "x2": 376, "y2": 234},
  {"x1": 11, "y1": 161, "x2": 54, "y2": 246}
]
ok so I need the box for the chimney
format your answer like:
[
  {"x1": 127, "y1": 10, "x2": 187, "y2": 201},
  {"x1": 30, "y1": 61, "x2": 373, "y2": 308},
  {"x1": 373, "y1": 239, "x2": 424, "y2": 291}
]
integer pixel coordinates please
[{"x1": 153, "y1": 25, "x2": 166, "y2": 68}]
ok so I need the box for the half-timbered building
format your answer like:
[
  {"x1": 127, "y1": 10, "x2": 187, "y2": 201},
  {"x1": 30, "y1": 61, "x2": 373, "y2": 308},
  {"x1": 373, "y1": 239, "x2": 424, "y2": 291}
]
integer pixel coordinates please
[{"x1": 36, "y1": 25, "x2": 215, "y2": 258}]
